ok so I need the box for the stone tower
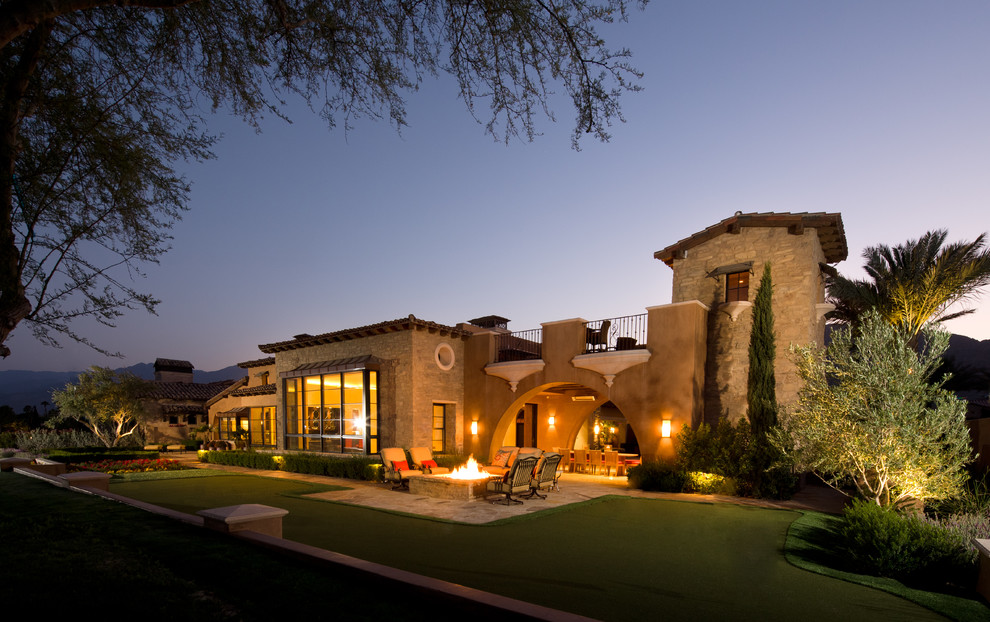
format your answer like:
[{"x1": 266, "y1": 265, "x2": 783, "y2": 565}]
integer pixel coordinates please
[{"x1": 654, "y1": 212, "x2": 847, "y2": 424}]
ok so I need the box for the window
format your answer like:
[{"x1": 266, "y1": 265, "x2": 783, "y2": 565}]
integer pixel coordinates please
[
  {"x1": 249, "y1": 406, "x2": 276, "y2": 447},
  {"x1": 284, "y1": 369, "x2": 378, "y2": 454},
  {"x1": 432, "y1": 404, "x2": 448, "y2": 453},
  {"x1": 725, "y1": 271, "x2": 750, "y2": 302}
]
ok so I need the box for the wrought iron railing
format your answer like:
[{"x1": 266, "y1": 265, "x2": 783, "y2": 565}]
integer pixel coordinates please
[
  {"x1": 494, "y1": 328, "x2": 543, "y2": 362},
  {"x1": 583, "y1": 314, "x2": 648, "y2": 353}
]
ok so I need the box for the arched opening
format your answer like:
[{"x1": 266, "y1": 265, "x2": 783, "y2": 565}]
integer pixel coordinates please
[
  {"x1": 488, "y1": 382, "x2": 602, "y2": 456},
  {"x1": 574, "y1": 401, "x2": 639, "y2": 454}
]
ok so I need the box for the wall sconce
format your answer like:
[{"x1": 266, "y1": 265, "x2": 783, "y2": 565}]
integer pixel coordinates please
[
  {"x1": 594, "y1": 423, "x2": 601, "y2": 435},
  {"x1": 661, "y1": 419, "x2": 671, "y2": 438},
  {"x1": 548, "y1": 416, "x2": 555, "y2": 426},
  {"x1": 470, "y1": 421, "x2": 478, "y2": 436}
]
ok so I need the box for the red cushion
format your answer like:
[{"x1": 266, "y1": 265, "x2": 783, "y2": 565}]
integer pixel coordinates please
[
  {"x1": 422, "y1": 459, "x2": 438, "y2": 468},
  {"x1": 393, "y1": 460, "x2": 408, "y2": 471}
]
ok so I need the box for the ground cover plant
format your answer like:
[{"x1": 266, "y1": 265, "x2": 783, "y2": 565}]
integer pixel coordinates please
[{"x1": 107, "y1": 473, "x2": 987, "y2": 621}]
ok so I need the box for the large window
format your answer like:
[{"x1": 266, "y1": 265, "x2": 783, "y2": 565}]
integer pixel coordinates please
[
  {"x1": 284, "y1": 369, "x2": 378, "y2": 454},
  {"x1": 725, "y1": 271, "x2": 750, "y2": 302},
  {"x1": 249, "y1": 406, "x2": 276, "y2": 447}
]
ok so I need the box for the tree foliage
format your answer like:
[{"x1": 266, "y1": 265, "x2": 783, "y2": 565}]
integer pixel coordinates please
[
  {"x1": 784, "y1": 311, "x2": 972, "y2": 507},
  {"x1": 50, "y1": 366, "x2": 151, "y2": 447},
  {"x1": 0, "y1": 0, "x2": 644, "y2": 357},
  {"x1": 825, "y1": 230, "x2": 990, "y2": 348}
]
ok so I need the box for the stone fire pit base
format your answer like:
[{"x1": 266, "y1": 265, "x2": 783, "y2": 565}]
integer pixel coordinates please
[{"x1": 408, "y1": 474, "x2": 493, "y2": 500}]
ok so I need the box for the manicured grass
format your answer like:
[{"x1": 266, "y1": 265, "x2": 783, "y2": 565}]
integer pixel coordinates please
[
  {"x1": 0, "y1": 474, "x2": 523, "y2": 621},
  {"x1": 109, "y1": 474, "x2": 984, "y2": 621}
]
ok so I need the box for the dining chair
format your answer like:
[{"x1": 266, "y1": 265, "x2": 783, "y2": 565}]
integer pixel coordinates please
[
  {"x1": 572, "y1": 448, "x2": 587, "y2": 474},
  {"x1": 588, "y1": 450, "x2": 602, "y2": 475},
  {"x1": 603, "y1": 450, "x2": 619, "y2": 477}
]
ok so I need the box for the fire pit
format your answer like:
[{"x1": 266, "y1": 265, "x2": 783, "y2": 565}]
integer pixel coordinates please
[{"x1": 408, "y1": 457, "x2": 495, "y2": 500}]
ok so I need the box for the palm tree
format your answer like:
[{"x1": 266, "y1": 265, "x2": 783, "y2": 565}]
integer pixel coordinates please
[{"x1": 825, "y1": 230, "x2": 990, "y2": 347}]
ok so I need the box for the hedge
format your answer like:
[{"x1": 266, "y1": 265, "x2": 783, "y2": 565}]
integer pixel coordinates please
[{"x1": 198, "y1": 450, "x2": 379, "y2": 481}]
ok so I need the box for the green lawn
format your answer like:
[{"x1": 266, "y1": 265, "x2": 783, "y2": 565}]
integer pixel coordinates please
[
  {"x1": 0, "y1": 474, "x2": 523, "y2": 621},
  {"x1": 108, "y1": 473, "x2": 989, "y2": 621}
]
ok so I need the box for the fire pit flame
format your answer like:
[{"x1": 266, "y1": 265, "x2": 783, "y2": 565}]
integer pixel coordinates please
[{"x1": 445, "y1": 455, "x2": 489, "y2": 480}]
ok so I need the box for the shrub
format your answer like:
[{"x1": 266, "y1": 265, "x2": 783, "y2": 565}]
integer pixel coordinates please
[
  {"x1": 838, "y1": 499, "x2": 976, "y2": 589},
  {"x1": 434, "y1": 453, "x2": 469, "y2": 470},
  {"x1": 627, "y1": 460, "x2": 686, "y2": 492},
  {"x1": 198, "y1": 450, "x2": 379, "y2": 480},
  {"x1": 49, "y1": 448, "x2": 160, "y2": 464},
  {"x1": 199, "y1": 450, "x2": 278, "y2": 470},
  {"x1": 0, "y1": 431, "x2": 15, "y2": 449},
  {"x1": 14, "y1": 429, "x2": 100, "y2": 453},
  {"x1": 683, "y1": 471, "x2": 735, "y2": 495}
]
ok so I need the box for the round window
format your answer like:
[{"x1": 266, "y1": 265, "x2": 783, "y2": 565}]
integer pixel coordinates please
[{"x1": 435, "y1": 343, "x2": 455, "y2": 371}]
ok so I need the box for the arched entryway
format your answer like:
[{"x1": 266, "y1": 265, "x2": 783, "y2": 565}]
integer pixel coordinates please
[{"x1": 574, "y1": 401, "x2": 639, "y2": 455}]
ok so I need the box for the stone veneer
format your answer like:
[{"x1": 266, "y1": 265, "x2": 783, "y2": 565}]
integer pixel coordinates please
[
  {"x1": 669, "y1": 227, "x2": 829, "y2": 423},
  {"x1": 271, "y1": 328, "x2": 466, "y2": 452}
]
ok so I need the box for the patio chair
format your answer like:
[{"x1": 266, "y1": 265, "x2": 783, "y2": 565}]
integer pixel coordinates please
[
  {"x1": 408, "y1": 447, "x2": 450, "y2": 475},
  {"x1": 523, "y1": 452, "x2": 561, "y2": 499},
  {"x1": 486, "y1": 455, "x2": 538, "y2": 505},
  {"x1": 380, "y1": 448, "x2": 420, "y2": 490}
]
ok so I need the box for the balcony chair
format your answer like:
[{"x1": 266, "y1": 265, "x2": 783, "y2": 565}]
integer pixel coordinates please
[
  {"x1": 380, "y1": 447, "x2": 420, "y2": 490},
  {"x1": 585, "y1": 319, "x2": 612, "y2": 351},
  {"x1": 486, "y1": 455, "x2": 538, "y2": 505},
  {"x1": 409, "y1": 447, "x2": 450, "y2": 475},
  {"x1": 523, "y1": 452, "x2": 562, "y2": 499}
]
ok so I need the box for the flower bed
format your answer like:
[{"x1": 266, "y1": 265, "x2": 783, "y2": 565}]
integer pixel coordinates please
[{"x1": 72, "y1": 458, "x2": 187, "y2": 474}]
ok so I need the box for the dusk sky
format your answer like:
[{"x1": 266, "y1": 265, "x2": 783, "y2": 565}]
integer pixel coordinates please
[{"x1": 3, "y1": 0, "x2": 990, "y2": 373}]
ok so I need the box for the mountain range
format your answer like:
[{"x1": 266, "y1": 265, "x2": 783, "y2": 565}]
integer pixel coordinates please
[
  {"x1": 0, "y1": 363, "x2": 245, "y2": 412},
  {"x1": 1, "y1": 334, "x2": 988, "y2": 412}
]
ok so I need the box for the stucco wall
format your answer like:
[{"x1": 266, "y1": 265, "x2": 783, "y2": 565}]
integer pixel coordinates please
[
  {"x1": 669, "y1": 227, "x2": 828, "y2": 422},
  {"x1": 462, "y1": 302, "x2": 708, "y2": 462}
]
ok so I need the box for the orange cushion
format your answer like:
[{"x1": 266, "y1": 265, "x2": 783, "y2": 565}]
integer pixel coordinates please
[
  {"x1": 422, "y1": 459, "x2": 438, "y2": 468},
  {"x1": 393, "y1": 460, "x2": 408, "y2": 471}
]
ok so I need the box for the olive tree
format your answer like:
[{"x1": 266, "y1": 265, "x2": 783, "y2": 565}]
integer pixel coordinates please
[
  {"x1": 0, "y1": 0, "x2": 644, "y2": 357},
  {"x1": 50, "y1": 366, "x2": 152, "y2": 447},
  {"x1": 784, "y1": 311, "x2": 971, "y2": 507}
]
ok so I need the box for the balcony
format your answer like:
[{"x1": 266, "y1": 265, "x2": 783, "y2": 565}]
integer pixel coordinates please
[
  {"x1": 494, "y1": 328, "x2": 543, "y2": 362},
  {"x1": 582, "y1": 314, "x2": 648, "y2": 354}
]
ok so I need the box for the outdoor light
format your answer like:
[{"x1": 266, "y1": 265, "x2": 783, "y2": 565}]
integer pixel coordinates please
[
  {"x1": 594, "y1": 423, "x2": 601, "y2": 435},
  {"x1": 548, "y1": 416, "x2": 555, "y2": 426},
  {"x1": 471, "y1": 421, "x2": 478, "y2": 435},
  {"x1": 661, "y1": 419, "x2": 671, "y2": 438}
]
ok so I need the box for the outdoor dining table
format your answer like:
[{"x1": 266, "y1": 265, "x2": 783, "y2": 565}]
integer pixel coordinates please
[{"x1": 557, "y1": 449, "x2": 640, "y2": 476}]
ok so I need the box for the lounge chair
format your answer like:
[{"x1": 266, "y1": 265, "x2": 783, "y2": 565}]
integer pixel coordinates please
[
  {"x1": 380, "y1": 448, "x2": 420, "y2": 490},
  {"x1": 523, "y1": 452, "x2": 561, "y2": 499},
  {"x1": 486, "y1": 455, "x2": 538, "y2": 505},
  {"x1": 409, "y1": 447, "x2": 450, "y2": 475}
]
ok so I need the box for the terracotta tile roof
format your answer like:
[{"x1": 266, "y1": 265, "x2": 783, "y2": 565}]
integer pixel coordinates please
[
  {"x1": 231, "y1": 383, "x2": 276, "y2": 397},
  {"x1": 237, "y1": 356, "x2": 275, "y2": 368},
  {"x1": 146, "y1": 380, "x2": 236, "y2": 401},
  {"x1": 258, "y1": 314, "x2": 471, "y2": 353},
  {"x1": 653, "y1": 212, "x2": 848, "y2": 267}
]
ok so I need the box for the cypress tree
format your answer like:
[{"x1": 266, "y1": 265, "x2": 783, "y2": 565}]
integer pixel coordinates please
[{"x1": 748, "y1": 262, "x2": 777, "y2": 438}]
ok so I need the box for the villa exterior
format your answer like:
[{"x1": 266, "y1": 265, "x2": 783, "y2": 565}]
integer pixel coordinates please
[{"x1": 196, "y1": 211, "x2": 848, "y2": 462}]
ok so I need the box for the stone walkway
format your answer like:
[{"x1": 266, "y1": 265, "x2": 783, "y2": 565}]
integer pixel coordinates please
[{"x1": 171, "y1": 452, "x2": 847, "y2": 524}]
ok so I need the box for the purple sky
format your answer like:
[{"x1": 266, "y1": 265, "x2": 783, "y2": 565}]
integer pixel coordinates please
[{"x1": 4, "y1": 0, "x2": 990, "y2": 373}]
